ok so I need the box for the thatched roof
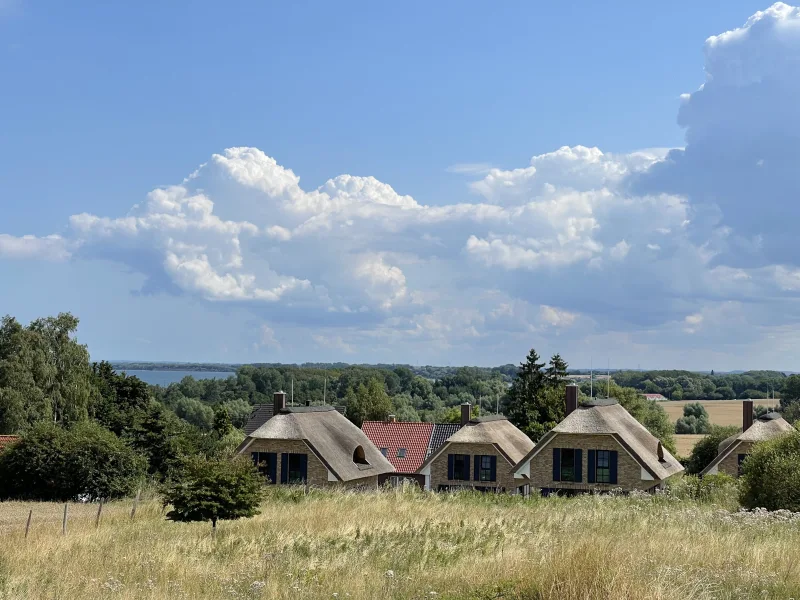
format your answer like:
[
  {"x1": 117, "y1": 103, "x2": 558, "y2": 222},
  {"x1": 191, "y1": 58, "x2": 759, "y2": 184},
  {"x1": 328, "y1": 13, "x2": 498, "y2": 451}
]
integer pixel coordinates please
[
  {"x1": 702, "y1": 412, "x2": 795, "y2": 476},
  {"x1": 241, "y1": 406, "x2": 394, "y2": 482},
  {"x1": 513, "y1": 400, "x2": 683, "y2": 481},
  {"x1": 418, "y1": 415, "x2": 534, "y2": 471},
  {"x1": 716, "y1": 412, "x2": 794, "y2": 455},
  {"x1": 243, "y1": 403, "x2": 346, "y2": 435}
]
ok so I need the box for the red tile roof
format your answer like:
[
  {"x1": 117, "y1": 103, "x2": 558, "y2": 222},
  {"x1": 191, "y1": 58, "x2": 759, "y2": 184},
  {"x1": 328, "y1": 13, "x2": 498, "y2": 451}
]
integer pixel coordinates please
[
  {"x1": 361, "y1": 422, "x2": 434, "y2": 473},
  {"x1": 0, "y1": 435, "x2": 19, "y2": 451}
]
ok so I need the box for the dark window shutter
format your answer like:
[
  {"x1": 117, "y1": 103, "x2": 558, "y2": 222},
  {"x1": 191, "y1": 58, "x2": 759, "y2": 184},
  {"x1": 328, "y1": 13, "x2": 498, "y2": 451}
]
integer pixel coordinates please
[
  {"x1": 268, "y1": 452, "x2": 277, "y2": 484},
  {"x1": 574, "y1": 449, "x2": 583, "y2": 483},
  {"x1": 552, "y1": 448, "x2": 561, "y2": 482},
  {"x1": 280, "y1": 453, "x2": 289, "y2": 484},
  {"x1": 464, "y1": 455, "x2": 471, "y2": 481},
  {"x1": 609, "y1": 451, "x2": 618, "y2": 484},
  {"x1": 299, "y1": 454, "x2": 308, "y2": 482},
  {"x1": 474, "y1": 456, "x2": 481, "y2": 481},
  {"x1": 447, "y1": 454, "x2": 454, "y2": 480},
  {"x1": 587, "y1": 450, "x2": 596, "y2": 484},
  {"x1": 490, "y1": 456, "x2": 497, "y2": 482}
]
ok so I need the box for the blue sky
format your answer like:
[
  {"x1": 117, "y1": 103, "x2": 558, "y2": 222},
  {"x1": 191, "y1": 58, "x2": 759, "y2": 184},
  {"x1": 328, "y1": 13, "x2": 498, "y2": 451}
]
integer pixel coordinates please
[{"x1": 2, "y1": 1, "x2": 799, "y2": 370}]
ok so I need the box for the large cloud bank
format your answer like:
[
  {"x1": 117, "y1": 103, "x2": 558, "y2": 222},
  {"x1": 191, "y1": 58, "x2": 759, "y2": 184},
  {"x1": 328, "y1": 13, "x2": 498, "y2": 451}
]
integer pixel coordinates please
[{"x1": 4, "y1": 3, "x2": 800, "y2": 362}]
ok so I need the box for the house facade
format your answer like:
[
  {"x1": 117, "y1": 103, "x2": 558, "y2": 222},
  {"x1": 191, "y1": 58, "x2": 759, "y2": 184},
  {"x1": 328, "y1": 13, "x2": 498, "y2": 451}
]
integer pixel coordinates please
[
  {"x1": 418, "y1": 404, "x2": 534, "y2": 493},
  {"x1": 513, "y1": 386, "x2": 683, "y2": 495},
  {"x1": 237, "y1": 392, "x2": 394, "y2": 488},
  {"x1": 701, "y1": 400, "x2": 794, "y2": 477},
  {"x1": 361, "y1": 418, "x2": 463, "y2": 488}
]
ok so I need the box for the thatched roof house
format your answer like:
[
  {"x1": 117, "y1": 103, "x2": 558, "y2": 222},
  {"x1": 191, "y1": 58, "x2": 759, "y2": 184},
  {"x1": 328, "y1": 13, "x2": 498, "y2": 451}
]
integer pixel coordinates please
[
  {"x1": 417, "y1": 404, "x2": 535, "y2": 493},
  {"x1": 513, "y1": 388, "x2": 683, "y2": 494},
  {"x1": 237, "y1": 392, "x2": 394, "y2": 487},
  {"x1": 701, "y1": 407, "x2": 794, "y2": 477}
]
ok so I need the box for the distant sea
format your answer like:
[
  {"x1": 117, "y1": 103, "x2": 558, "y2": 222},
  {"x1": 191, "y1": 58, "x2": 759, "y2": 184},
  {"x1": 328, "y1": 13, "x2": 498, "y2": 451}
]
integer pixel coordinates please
[{"x1": 121, "y1": 370, "x2": 235, "y2": 386}]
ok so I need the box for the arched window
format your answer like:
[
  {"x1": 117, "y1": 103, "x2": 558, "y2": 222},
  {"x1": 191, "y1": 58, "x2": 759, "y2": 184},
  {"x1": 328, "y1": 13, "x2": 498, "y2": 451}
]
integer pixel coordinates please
[{"x1": 353, "y1": 445, "x2": 369, "y2": 465}]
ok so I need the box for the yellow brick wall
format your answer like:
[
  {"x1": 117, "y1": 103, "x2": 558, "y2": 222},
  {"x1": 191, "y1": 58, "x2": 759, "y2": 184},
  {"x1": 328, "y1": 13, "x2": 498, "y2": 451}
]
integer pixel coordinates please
[
  {"x1": 527, "y1": 433, "x2": 660, "y2": 492},
  {"x1": 428, "y1": 442, "x2": 522, "y2": 493},
  {"x1": 244, "y1": 439, "x2": 331, "y2": 486},
  {"x1": 717, "y1": 441, "x2": 752, "y2": 477}
]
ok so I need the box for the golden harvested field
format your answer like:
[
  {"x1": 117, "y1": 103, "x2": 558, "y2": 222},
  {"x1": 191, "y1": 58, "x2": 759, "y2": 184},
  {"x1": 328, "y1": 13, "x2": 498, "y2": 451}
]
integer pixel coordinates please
[
  {"x1": 1, "y1": 487, "x2": 800, "y2": 599},
  {"x1": 660, "y1": 399, "x2": 780, "y2": 427},
  {"x1": 673, "y1": 434, "x2": 707, "y2": 457}
]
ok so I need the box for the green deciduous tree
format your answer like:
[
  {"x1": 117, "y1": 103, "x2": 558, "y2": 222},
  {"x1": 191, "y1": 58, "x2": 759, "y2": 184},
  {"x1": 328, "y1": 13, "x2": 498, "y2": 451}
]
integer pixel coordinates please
[
  {"x1": 344, "y1": 378, "x2": 392, "y2": 427},
  {"x1": 675, "y1": 402, "x2": 711, "y2": 434},
  {"x1": 740, "y1": 432, "x2": 800, "y2": 511},
  {"x1": 175, "y1": 397, "x2": 214, "y2": 430},
  {"x1": 0, "y1": 313, "x2": 94, "y2": 432},
  {"x1": 212, "y1": 405, "x2": 233, "y2": 437},
  {"x1": 781, "y1": 375, "x2": 800, "y2": 413},
  {"x1": 222, "y1": 399, "x2": 253, "y2": 429},
  {"x1": 162, "y1": 456, "x2": 263, "y2": 530}
]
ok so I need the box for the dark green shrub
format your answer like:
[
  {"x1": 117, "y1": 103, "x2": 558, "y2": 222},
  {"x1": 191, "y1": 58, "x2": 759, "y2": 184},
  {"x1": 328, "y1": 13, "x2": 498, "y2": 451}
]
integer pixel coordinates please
[
  {"x1": 0, "y1": 421, "x2": 145, "y2": 501},
  {"x1": 740, "y1": 432, "x2": 800, "y2": 511},
  {"x1": 162, "y1": 455, "x2": 262, "y2": 528},
  {"x1": 685, "y1": 424, "x2": 739, "y2": 473}
]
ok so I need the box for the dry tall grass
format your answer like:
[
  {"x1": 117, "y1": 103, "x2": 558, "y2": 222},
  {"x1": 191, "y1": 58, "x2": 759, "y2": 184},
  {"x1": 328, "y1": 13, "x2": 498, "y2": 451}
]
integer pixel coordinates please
[{"x1": 1, "y1": 486, "x2": 799, "y2": 600}]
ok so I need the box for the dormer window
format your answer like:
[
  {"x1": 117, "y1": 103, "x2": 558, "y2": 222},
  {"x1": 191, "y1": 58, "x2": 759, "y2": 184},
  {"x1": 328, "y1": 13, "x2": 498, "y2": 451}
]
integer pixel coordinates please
[
  {"x1": 380, "y1": 448, "x2": 388, "y2": 457},
  {"x1": 397, "y1": 448, "x2": 406, "y2": 458},
  {"x1": 353, "y1": 445, "x2": 369, "y2": 465}
]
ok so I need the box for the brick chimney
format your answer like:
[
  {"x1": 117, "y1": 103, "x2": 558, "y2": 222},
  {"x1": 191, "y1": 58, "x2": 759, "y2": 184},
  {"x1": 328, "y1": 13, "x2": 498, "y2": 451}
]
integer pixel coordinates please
[
  {"x1": 743, "y1": 399, "x2": 754, "y2": 431},
  {"x1": 460, "y1": 402, "x2": 472, "y2": 426},
  {"x1": 387, "y1": 415, "x2": 397, "y2": 423},
  {"x1": 565, "y1": 384, "x2": 578, "y2": 416},
  {"x1": 274, "y1": 391, "x2": 287, "y2": 414}
]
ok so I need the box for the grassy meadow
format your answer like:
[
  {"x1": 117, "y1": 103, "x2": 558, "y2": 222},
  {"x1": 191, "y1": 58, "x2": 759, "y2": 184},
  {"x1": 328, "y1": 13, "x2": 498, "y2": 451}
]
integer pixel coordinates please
[{"x1": 2, "y1": 486, "x2": 800, "y2": 600}]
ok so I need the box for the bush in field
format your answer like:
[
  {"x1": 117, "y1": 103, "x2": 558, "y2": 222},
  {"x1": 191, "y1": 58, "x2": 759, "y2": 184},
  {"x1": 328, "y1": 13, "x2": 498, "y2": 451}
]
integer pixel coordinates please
[
  {"x1": 740, "y1": 432, "x2": 800, "y2": 511},
  {"x1": 0, "y1": 421, "x2": 145, "y2": 501},
  {"x1": 685, "y1": 424, "x2": 739, "y2": 474},
  {"x1": 162, "y1": 455, "x2": 263, "y2": 529},
  {"x1": 675, "y1": 402, "x2": 711, "y2": 434}
]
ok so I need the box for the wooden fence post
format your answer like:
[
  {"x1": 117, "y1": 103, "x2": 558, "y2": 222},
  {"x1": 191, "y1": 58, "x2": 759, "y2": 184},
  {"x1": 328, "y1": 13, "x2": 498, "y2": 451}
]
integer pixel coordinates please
[
  {"x1": 96, "y1": 498, "x2": 104, "y2": 527},
  {"x1": 130, "y1": 488, "x2": 141, "y2": 520},
  {"x1": 62, "y1": 503, "x2": 68, "y2": 536},
  {"x1": 24, "y1": 509, "x2": 32, "y2": 538}
]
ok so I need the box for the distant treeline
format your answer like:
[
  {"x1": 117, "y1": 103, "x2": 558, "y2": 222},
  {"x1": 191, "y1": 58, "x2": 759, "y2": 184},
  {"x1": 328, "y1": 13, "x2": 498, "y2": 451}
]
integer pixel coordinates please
[
  {"x1": 112, "y1": 362, "x2": 520, "y2": 382},
  {"x1": 598, "y1": 369, "x2": 788, "y2": 400}
]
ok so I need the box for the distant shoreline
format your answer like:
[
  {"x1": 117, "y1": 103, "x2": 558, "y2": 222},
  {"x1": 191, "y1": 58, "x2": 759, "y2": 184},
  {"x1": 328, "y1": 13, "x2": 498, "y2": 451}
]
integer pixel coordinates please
[{"x1": 110, "y1": 363, "x2": 239, "y2": 373}]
